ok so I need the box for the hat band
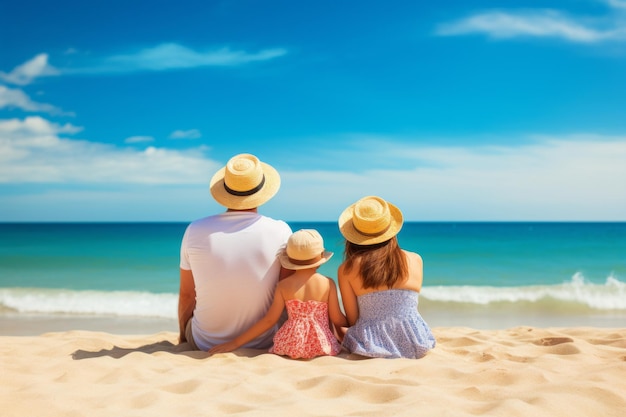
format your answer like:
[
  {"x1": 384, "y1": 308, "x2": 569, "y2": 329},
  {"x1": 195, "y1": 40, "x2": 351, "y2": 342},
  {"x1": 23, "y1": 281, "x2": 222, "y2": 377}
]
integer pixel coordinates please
[
  {"x1": 223, "y1": 175, "x2": 265, "y2": 197},
  {"x1": 288, "y1": 253, "x2": 323, "y2": 266},
  {"x1": 355, "y1": 221, "x2": 391, "y2": 237}
]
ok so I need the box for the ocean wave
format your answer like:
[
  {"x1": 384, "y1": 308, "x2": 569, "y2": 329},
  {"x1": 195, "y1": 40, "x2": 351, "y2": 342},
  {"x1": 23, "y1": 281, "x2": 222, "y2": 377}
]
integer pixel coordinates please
[
  {"x1": 0, "y1": 288, "x2": 178, "y2": 318},
  {"x1": 1, "y1": 273, "x2": 625, "y2": 318},
  {"x1": 421, "y1": 273, "x2": 626, "y2": 310}
]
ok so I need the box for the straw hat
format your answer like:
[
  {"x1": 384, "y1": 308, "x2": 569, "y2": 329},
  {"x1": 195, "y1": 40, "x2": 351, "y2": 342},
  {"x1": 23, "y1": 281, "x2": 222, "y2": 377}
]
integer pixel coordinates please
[
  {"x1": 278, "y1": 229, "x2": 334, "y2": 270},
  {"x1": 338, "y1": 196, "x2": 403, "y2": 245},
  {"x1": 210, "y1": 153, "x2": 281, "y2": 210}
]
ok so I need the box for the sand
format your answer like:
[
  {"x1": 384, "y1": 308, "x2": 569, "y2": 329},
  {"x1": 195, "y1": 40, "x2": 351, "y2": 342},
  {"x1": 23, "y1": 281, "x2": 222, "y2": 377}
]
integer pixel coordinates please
[{"x1": 1, "y1": 327, "x2": 625, "y2": 417}]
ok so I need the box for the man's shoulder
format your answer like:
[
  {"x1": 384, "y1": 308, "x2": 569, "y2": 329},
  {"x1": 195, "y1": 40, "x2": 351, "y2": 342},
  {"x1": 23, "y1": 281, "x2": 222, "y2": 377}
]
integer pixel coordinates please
[
  {"x1": 257, "y1": 216, "x2": 293, "y2": 236},
  {"x1": 186, "y1": 214, "x2": 221, "y2": 228},
  {"x1": 258, "y1": 214, "x2": 290, "y2": 227},
  {"x1": 186, "y1": 213, "x2": 290, "y2": 235}
]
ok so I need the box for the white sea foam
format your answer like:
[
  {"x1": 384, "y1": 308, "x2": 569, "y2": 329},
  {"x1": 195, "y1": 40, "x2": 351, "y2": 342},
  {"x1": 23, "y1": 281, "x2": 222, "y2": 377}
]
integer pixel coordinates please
[
  {"x1": 421, "y1": 273, "x2": 626, "y2": 310},
  {"x1": 1, "y1": 273, "x2": 625, "y2": 318},
  {"x1": 0, "y1": 288, "x2": 178, "y2": 318}
]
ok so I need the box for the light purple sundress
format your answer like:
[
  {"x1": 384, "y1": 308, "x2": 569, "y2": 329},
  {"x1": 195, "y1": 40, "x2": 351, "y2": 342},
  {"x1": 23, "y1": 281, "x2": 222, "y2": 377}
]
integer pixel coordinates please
[{"x1": 342, "y1": 289, "x2": 436, "y2": 359}]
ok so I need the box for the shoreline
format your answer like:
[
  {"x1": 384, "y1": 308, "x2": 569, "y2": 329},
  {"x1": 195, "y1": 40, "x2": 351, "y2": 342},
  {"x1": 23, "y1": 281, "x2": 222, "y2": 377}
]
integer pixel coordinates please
[
  {"x1": 2, "y1": 309, "x2": 626, "y2": 336},
  {"x1": 0, "y1": 313, "x2": 177, "y2": 336}
]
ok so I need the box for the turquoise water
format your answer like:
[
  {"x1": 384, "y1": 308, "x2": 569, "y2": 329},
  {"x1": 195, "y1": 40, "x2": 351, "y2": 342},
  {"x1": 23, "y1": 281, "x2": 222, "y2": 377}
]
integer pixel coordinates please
[{"x1": 1, "y1": 222, "x2": 625, "y2": 326}]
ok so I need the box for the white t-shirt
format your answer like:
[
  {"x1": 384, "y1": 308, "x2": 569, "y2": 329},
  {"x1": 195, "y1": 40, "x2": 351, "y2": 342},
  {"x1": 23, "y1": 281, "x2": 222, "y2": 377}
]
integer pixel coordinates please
[{"x1": 180, "y1": 211, "x2": 292, "y2": 351}]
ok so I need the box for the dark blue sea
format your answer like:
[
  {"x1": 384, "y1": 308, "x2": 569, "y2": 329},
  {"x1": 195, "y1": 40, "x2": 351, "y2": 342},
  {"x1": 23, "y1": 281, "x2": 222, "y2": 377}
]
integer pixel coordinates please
[{"x1": 1, "y1": 222, "x2": 625, "y2": 331}]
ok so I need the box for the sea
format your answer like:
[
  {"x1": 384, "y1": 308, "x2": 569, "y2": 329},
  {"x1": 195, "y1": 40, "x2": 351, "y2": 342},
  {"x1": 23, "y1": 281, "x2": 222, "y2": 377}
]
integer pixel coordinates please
[{"x1": 1, "y1": 222, "x2": 625, "y2": 334}]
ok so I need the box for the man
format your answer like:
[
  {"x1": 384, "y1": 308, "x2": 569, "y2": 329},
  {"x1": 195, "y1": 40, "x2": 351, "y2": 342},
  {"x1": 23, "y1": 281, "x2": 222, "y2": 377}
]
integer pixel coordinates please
[{"x1": 178, "y1": 153, "x2": 293, "y2": 351}]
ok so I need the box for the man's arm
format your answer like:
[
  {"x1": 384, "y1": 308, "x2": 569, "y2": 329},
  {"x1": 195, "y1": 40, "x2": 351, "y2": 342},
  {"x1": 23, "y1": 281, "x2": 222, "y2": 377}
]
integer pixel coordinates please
[{"x1": 178, "y1": 268, "x2": 196, "y2": 343}]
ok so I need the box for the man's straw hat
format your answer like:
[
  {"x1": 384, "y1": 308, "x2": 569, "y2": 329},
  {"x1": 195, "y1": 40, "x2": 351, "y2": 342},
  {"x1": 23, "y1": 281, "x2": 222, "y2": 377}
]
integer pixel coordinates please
[
  {"x1": 338, "y1": 196, "x2": 403, "y2": 245},
  {"x1": 210, "y1": 153, "x2": 280, "y2": 210},
  {"x1": 278, "y1": 229, "x2": 334, "y2": 270}
]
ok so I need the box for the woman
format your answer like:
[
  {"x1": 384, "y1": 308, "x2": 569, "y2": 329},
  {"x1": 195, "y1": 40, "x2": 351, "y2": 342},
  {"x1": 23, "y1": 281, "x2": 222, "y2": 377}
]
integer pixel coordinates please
[{"x1": 338, "y1": 196, "x2": 436, "y2": 358}]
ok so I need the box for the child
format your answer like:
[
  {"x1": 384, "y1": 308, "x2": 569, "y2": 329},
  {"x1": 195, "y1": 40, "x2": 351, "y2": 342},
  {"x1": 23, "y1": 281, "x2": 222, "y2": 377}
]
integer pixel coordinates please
[
  {"x1": 209, "y1": 229, "x2": 347, "y2": 359},
  {"x1": 338, "y1": 196, "x2": 436, "y2": 359}
]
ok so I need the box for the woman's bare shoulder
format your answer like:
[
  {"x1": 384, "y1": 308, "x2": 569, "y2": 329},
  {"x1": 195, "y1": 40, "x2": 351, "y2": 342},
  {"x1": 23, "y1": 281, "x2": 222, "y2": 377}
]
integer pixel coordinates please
[{"x1": 403, "y1": 249, "x2": 423, "y2": 263}]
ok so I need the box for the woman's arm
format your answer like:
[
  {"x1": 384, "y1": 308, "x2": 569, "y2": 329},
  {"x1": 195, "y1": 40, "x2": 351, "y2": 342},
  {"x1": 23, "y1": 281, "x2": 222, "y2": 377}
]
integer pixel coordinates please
[
  {"x1": 208, "y1": 287, "x2": 285, "y2": 354},
  {"x1": 405, "y1": 250, "x2": 424, "y2": 292},
  {"x1": 327, "y1": 278, "x2": 348, "y2": 329},
  {"x1": 337, "y1": 264, "x2": 359, "y2": 326}
]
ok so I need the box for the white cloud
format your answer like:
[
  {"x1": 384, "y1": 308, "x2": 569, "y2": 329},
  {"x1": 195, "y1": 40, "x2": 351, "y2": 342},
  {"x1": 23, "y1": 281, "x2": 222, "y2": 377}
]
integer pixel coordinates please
[
  {"x1": 277, "y1": 136, "x2": 626, "y2": 221},
  {"x1": 0, "y1": 116, "x2": 217, "y2": 184},
  {"x1": 0, "y1": 85, "x2": 72, "y2": 116},
  {"x1": 606, "y1": 0, "x2": 626, "y2": 10},
  {"x1": 1, "y1": 116, "x2": 81, "y2": 138},
  {"x1": 65, "y1": 43, "x2": 287, "y2": 74},
  {"x1": 1, "y1": 43, "x2": 287, "y2": 83},
  {"x1": 435, "y1": 10, "x2": 626, "y2": 43},
  {"x1": 169, "y1": 129, "x2": 201, "y2": 140},
  {"x1": 1, "y1": 119, "x2": 624, "y2": 221},
  {"x1": 0, "y1": 186, "x2": 217, "y2": 222},
  {"x1": 125, "y1": 136, "x2": 155, "y2": 144},
  {"x1": 0, "y1": 54, "x2": 59, "y2": 85}
]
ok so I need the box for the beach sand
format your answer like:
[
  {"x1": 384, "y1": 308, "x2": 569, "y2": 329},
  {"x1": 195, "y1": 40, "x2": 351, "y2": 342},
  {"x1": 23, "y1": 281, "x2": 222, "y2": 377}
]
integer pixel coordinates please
[{"x1": 1, "y1": 326, "x2": 625, "y2": 417}]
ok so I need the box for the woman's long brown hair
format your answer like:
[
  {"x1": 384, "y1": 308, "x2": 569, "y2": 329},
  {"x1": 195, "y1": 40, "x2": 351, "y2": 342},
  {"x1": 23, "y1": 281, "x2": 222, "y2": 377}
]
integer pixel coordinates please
[{"x1": 342, "y1": 237, "x2": 408, "y2": 289}]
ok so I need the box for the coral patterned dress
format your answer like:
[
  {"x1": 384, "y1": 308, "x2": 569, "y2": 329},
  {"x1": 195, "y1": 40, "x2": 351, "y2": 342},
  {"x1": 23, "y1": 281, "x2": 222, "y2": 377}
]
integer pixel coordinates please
[{"x1": 269, "y1": 299, "x2": 342, "y2": 359}]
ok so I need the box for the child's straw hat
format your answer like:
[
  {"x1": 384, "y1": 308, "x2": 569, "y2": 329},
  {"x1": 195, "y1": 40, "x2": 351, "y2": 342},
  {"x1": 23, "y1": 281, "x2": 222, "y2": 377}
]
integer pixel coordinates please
[{"x1": 279, "y1": 229, "x2": 334, "y2": 270}]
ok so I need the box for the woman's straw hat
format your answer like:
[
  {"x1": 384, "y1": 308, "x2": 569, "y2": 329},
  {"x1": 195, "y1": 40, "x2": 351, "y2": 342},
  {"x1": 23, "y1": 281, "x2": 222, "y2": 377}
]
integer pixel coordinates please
[
  {"x1": 210, "y1": 153, "x2": 281, "y2": 210},
  {"x1": 278, "y1": 229, "x2": 334, "y2": 270},
  {"x1": 338, "y1": 196, "x2": 403, "y2": 245}
]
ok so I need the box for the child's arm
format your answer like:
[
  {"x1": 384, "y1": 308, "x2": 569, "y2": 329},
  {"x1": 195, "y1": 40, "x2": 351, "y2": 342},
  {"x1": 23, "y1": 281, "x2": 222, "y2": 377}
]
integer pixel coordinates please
[{"x1": 208, "y1": 287, "x2": 285, "y2": 354}]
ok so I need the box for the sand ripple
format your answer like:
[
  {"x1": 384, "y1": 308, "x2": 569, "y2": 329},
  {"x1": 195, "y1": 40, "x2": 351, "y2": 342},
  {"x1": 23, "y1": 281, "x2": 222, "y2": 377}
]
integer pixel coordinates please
[{"x1": 1, "y1": 327, "x2": 625, "y2": 416}]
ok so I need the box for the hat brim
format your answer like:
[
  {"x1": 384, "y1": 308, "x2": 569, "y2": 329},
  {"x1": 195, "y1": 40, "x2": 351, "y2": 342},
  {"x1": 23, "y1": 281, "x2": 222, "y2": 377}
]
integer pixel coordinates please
[
  {"x1": 338, "y1": 201, "x2": 403, "y2": 245},
  {"x1": 210, "y1": 162, "x2": 281, "y2": 210},
  {"x1": 278, "y1": 251, "x2": 334, "y2": 270}
]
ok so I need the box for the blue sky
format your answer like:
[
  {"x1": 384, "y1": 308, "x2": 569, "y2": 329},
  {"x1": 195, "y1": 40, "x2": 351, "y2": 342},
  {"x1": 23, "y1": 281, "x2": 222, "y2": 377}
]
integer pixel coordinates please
[{"x1": 1, "y1": 0, "x2": 625, "y2": 222}]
